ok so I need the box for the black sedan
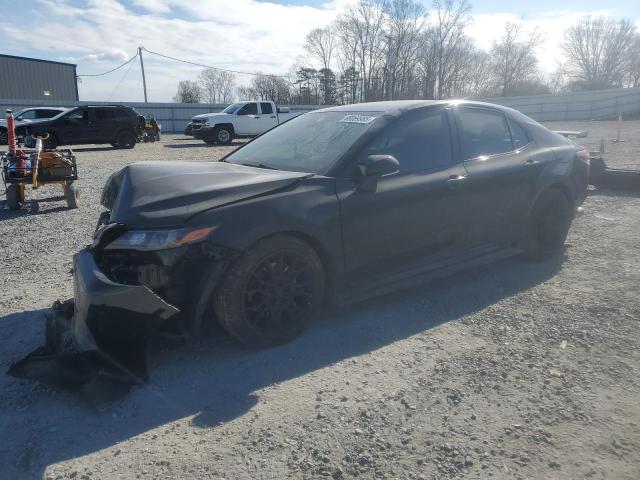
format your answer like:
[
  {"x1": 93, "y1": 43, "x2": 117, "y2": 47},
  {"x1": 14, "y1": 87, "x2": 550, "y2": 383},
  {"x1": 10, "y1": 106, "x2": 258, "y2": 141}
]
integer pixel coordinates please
[{"x1": 70, "y1": 100, "x2": 588, "y2": 375}]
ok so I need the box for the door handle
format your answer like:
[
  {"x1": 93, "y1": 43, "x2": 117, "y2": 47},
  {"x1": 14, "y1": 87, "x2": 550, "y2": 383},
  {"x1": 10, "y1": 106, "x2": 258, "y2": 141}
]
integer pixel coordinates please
[
  {"x1": 525, "y1": 158, "x2": 538, "y2": 165},
  {"x1": 254, "y1": 116, "x2": 261, "y2": 119},
  {"x1": 270, "y1": 116, "x2": 276, "y2": 118},
  {"x1": 447, "y1": 174, "x2": 467, "y2": 188}
]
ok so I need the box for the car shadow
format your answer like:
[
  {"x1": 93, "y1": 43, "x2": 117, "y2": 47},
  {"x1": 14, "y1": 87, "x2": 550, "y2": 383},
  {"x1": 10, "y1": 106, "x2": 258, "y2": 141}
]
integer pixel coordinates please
[
  {"x1": 0, "y1": 200, "x2": 69, "y2": 219},
  {"x1": 71, "y1": 146, "x2": 118, "y2": 153},
  {"x1": 1, "y1": 255, "x2": 564, "y2": 478}
]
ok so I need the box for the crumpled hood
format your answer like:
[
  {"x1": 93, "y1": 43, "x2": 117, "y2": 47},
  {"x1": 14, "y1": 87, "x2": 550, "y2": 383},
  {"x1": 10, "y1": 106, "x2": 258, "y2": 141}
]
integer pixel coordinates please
[{"x1": 102, "y1": 161, "x2": 310, "y2": 228}]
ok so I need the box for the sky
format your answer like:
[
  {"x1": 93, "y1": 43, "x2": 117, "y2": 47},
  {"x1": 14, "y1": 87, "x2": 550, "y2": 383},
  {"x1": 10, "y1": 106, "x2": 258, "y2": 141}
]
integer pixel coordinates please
[{"x1": 0, "y1": 0, "x2": 638, "y2": 102}]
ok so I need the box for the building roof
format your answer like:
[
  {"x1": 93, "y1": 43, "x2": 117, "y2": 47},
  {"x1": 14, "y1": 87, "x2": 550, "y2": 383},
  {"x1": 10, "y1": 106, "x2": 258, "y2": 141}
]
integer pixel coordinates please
[{"x1": 0, "y1": 53, "x2": 76, "y2": 68}]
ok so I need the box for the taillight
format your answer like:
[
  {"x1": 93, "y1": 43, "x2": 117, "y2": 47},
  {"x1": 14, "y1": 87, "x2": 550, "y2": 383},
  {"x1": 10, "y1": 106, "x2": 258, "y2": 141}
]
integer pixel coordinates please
[{"x1": 576, "y1": 148, "x2": 589, "y2": 163}]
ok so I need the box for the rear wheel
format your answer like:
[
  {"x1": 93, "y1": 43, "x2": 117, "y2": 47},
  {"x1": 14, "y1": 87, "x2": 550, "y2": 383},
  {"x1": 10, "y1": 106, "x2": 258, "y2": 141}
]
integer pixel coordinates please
[
  {"x1": 214, "y1": 235, "x2": 325, "y2": 347},
  {"x1": 523, "y1": 189, "x2": 572, "y2": 260},
  {"x1": 64, "y1": 181, "x2": 79, "y2": 209},
  {"x1": 6, "y1": 184, "x2": 25, "y2": 210},
  {"x1": 214, "y1": 126, "x2": 233, "y2": 145},
  {"x1": 115, "y1": 130, "x2": 136, "y2": 149}
]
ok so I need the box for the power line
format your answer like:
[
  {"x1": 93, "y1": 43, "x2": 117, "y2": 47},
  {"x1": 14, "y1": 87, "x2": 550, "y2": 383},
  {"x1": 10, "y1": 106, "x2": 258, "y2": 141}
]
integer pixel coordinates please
[
  {"x1": 77, "y1": 53, "x2": 139, "y2": 77},
  {"x1": 107, "y1": 56, "x2": 136, "y2": 101},
  {"x1": 140, "y1": 46, "x2": 289, "y2": 79}
]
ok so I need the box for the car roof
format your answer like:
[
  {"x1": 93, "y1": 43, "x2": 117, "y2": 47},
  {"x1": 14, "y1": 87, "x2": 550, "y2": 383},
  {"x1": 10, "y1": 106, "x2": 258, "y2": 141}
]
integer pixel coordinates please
[{"x1": 317, "y1": 100, "x2": 522, "y2": 118}]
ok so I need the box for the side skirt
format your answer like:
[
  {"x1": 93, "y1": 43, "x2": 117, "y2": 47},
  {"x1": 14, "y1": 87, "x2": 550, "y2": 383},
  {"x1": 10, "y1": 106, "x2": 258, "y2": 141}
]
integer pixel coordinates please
[{"x1": 335, "y1": 245, "x2": 520, "y2": 306}]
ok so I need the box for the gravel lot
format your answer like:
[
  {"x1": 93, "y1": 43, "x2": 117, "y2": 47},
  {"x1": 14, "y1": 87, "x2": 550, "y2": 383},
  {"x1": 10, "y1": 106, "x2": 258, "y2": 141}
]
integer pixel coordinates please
[{"x1": 1, "y1": 125, "x2": 639, "y2": 480}]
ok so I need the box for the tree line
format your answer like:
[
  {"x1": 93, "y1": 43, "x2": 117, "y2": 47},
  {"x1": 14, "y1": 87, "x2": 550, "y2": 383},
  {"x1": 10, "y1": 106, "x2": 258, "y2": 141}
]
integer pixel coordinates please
[{"x1": 174, "y1": 0, "x2": 640, "y2": 105}]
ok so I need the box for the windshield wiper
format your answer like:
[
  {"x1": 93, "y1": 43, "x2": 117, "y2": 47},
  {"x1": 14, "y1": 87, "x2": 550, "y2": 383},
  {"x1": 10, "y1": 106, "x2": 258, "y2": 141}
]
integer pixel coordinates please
[{"x1": 240, "y1": 162, "x2": 279, "y2": 170}]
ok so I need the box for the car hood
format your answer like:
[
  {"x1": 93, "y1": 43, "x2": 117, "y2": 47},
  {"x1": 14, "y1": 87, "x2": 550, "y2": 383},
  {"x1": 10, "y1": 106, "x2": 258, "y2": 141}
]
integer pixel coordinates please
[{"x1": 102, "y1": 161, "x2": 310, "y2": 228}]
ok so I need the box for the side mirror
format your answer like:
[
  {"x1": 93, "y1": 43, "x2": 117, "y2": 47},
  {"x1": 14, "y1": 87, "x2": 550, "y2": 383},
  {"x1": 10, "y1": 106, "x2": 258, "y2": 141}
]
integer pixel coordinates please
[
  {"x1": 358, "y1": 155, "x2": 399, "y2": 178},
  {"x1": 354, "y1": 155, "x2": 399, "y2": 192}
]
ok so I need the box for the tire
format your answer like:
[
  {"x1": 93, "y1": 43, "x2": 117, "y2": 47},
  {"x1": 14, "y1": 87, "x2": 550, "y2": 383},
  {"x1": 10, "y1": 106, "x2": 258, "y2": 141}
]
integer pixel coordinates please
[
  {"x1": 0, "y1": 128, "x2": 7, "y2": 145},
  {"x1": 523, "y1": 188, "x2": 572, "y2": 260},
  {"x1": 115, "y1": 130, "x2": 136, "y2": 149},
  {"x1": 214, "y1": 235, "x2": 325, "y2": 347},
  {"x1": 64, "y1": 181, "x2": 79, "y2": 209},
  {"x1": 43, "y1": 134, "x2": 58, "y2": 150},
  {"x1": 6, "y1": 184, "x2": 25, "y2": 210},
  {"x1": 214, "y1": 126, "x2": 233, "y2": 145}
]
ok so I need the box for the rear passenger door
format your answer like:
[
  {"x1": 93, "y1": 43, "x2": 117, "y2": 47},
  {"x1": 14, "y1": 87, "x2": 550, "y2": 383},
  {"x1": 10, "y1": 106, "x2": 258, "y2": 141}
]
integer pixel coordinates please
[
  {"x1": 452, "y1": 106, "x2": 539, "y2": 248},
  {"x1": 92, "y1": 108, "x2": 119, "y2": 143}
]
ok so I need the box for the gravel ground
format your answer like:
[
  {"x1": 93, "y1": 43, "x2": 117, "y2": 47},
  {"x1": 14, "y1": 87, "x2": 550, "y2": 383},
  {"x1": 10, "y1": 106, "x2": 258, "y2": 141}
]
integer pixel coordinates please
[{"x1": 0, "y1": 127, "x2": 639, "y2": 480}]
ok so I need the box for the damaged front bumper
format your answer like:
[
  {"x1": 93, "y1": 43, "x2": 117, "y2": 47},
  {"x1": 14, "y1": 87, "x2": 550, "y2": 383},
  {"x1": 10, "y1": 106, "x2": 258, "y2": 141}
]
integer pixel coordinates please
[{"x1": 72, "y1": 248, "x2": 180, "y2": 380}]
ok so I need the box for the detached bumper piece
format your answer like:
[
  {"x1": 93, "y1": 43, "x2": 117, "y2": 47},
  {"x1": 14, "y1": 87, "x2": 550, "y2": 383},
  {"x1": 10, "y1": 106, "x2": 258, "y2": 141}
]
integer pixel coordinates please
[
  {"x1": 589, "y1": 155, "x2": 640, "y2": 192},
  {"x1": 8, "y1": 249, "x2": 180, "y2": 398}
]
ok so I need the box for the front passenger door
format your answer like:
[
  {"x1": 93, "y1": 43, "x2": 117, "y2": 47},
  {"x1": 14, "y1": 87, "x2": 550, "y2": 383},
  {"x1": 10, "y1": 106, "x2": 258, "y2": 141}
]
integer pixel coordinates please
[
  {"x1": 234, "y1": 103, "x2": 260, "y2": 135},
  {"x1": 58, "y1": 108, "x2": 90, "y2": 144},
  {"x1": 337, "y1": 107, "x2": 468, "y2": 286}
]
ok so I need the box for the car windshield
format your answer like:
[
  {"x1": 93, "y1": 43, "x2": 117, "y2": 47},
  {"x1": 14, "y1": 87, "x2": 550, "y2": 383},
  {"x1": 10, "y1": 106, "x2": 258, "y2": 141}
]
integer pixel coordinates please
[
  {"x1": 222, "y1": 103, "x2": 243, "y2": 114},
  {"x1": 225, "y1": 111, "x2": 382, "y2": 173}
]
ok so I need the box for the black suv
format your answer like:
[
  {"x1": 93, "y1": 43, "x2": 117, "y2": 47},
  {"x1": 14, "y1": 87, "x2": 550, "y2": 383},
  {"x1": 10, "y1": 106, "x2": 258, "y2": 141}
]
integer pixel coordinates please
[{"x1": 18, "y1": 105, "x2": 140, "y2": 149}]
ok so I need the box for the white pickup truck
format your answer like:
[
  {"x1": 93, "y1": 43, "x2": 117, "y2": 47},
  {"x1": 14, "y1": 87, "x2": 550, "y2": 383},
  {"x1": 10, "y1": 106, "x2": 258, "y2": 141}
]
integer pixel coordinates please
[{"x1": 191, "y1": 101, "x2": 302, "y2": 145}]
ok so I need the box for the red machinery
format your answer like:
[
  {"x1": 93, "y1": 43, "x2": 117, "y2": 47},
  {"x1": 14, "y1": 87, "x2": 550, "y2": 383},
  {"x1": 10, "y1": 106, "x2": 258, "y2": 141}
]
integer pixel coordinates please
[{"x1": 2, "y1": 109, "x2": 79, "y2": 209}]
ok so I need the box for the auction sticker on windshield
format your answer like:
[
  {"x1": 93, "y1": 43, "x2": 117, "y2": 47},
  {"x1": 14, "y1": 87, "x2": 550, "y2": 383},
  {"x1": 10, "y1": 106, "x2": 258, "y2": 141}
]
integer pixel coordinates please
[{"x1": 339, "y1": 114, "x2": 377, "y2": 124}]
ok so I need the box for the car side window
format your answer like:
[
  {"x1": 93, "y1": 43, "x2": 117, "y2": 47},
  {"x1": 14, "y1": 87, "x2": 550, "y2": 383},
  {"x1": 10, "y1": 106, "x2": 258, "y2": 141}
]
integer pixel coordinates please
[
  {"x1": 260, "y1": 103, "x2": 273, "y2": 115},
  {"x1": 95, "y1": 108, "x2": 118, "y2": 121},
  {"x1": 37, "y1": 110, "x2": 59, "y2": 119},
  {"x1": 66, "y1": 109, "x2": 88, "y2": 124},
  {"x1": 507, "y1": 117, "x2": 530, "y2": 149},
  {"x1": 238, "y1": 103, "x2": 258, "y2": 115},
  {"x1": 457, "y1": 108, "x2": 513, "y2": 159},
  {"x1": 364, "y1": 109, "x2": 452, "y2": 174},
  {"x1": 17, "y1": 110, "x2": 37, "y2": 120}
]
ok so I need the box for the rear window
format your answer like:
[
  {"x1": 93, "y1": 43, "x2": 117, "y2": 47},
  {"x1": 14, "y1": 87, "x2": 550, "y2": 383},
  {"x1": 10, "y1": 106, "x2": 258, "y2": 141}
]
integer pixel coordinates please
[
  {"x1": 457, "y1": 107, "x2": 513, "y2": 159},
  {"x1": 507, "y1": 117, "x2": 530, "y2": 149}
]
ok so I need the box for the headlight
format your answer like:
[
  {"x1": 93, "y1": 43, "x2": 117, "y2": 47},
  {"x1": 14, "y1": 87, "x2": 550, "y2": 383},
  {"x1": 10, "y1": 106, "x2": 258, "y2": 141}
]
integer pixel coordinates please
[{"x1": 105, "y1": 226, "x2": 216, "y2": 251}]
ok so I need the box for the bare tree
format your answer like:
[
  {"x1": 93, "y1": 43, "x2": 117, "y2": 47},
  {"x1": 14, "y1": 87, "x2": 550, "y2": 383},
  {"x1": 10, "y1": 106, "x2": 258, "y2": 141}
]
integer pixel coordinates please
[
  {"x1": 383, "y1": 0, "x2": 426, "y2": 99},
  {"x1": 198, "y1": 69, "x2": 236, "y2": 104},
  {"x1": 563, "y1": 16, "x2": 636, "y2": 90},
  {"x1": 431, "y1": 0, "x2": 472, "y2": 99},
  {"x1": 491, "y1": 22, "x2": 541, "y2": 96},
  {"x1": 626, "y1": 34, "x2": 640, "y2": 88},
  {"x1": 336, "y1": 0, "x2": 388, "y2": 101},
  {"x1": 173, "y1": 80, "x2": 201, "y2": 103},
  {"x1": 304, "y1": 27, "x2": 335, "y2": 71}
]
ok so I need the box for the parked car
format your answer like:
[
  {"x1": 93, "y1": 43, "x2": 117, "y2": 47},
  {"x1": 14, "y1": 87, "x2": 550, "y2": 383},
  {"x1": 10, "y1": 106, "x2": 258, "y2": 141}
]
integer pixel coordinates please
[
  {"x1": 0, "y1": 107, "x2": 67, "y2": 144},
  {"x1": 17, "y1": 105, "x2": 140, "y2": 149},
  {"x1": 192, "y1": 101, "x2": 302, "y2": 145},
  {"x1": 68, "y1": 100, "x2": 589, "y2": 376}
]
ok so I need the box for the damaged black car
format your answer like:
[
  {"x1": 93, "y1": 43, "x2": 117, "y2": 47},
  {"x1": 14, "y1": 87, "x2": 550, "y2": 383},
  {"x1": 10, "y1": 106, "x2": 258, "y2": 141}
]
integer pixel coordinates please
[{"x1": 13, "y1": 100, "x2": 589, "y2": 384}]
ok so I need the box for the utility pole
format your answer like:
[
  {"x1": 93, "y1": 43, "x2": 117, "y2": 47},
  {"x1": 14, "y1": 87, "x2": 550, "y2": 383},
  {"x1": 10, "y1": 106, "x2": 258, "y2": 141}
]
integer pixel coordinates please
[{"x1": 138, "y1": 46, "x2": 148, "y2": 103}]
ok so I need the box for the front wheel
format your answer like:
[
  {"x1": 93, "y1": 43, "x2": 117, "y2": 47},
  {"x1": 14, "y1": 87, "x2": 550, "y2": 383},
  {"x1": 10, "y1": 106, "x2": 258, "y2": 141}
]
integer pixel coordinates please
[
  {"x1": 115, "y1": 131, "x2": 136, "y2": 149},
  {"x1": 523, "y1": 189, "x2": 573, "y2": 260},
  {"x1": 214, "y1": 126, "x2": 233, "y2": 145},
  {"x1": 6, "y1": 184, "x2": 25, "y2": 210},
  {"x1": 214, "y1": 235, "x2": 325, "y2": 347}
]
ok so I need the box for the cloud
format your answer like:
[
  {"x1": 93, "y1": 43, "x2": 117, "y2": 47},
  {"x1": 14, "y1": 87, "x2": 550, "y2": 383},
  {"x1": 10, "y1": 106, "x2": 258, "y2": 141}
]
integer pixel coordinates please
[{"x1": 0, "y1": 1, "x2": 635, "y2": 101}]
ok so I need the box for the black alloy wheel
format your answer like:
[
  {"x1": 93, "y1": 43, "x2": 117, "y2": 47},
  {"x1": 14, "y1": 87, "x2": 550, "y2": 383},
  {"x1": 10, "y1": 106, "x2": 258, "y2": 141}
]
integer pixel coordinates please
[{"x1": 214, "y1": 235, "x2": 325, "y2": 346}]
